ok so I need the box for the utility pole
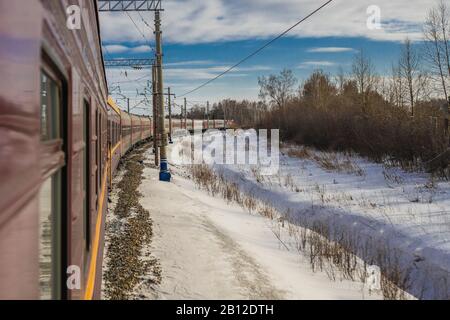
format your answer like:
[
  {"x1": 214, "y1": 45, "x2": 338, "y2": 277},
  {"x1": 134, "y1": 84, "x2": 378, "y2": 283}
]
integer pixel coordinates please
[
  {"x1": 223, "y1": 103, "x2": 226, "y2": 129},
  {"x1": 155, "y1": 10, "x2": 171, "y2": 182},
  {"x1": 168, "y1": 88, "x2": 172, "y2": 141},
  {"x1": 184, "y1": 98, "x2": 188, "y2": 130},
  {"x1": 98, "y1": 1, "x2": 167, "y2": 178},
  {"x1": 152, "y1": 62, "x2": 159, "y2": 166},
  {"x1": 206, "y1": 101, "x2": 210, "y2": 129},
  {"x1": 446, "y1": 96, "x2": 449, "y2": 145},
  {"x1": 127, "y1": 98, "x2": 130, "y2": 113},
  {"x1": 166, "y1": 87, "x2": 175, "y2": 143}
]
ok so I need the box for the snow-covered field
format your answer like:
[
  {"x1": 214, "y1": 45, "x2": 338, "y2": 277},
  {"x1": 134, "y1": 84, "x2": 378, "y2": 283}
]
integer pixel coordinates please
[
  {"x1": 138, "y1": 149, "x2": 381, "y2": 300},
  {"x1": 167, "y1": 131, "x2": 450, "y2": 299}
]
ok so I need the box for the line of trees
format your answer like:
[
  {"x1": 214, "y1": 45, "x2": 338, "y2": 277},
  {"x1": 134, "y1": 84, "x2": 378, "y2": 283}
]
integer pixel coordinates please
[
  {"x1": 209, "y1": 1, "x2": 450, "y2": 174},
  {"x1": 188, "y1": 100, "x2": 267, "y2": 125}
]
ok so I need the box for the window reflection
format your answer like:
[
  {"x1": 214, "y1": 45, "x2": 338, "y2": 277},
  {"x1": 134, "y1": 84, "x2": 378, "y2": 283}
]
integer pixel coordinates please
[
  {"x1": 39, "y1": 68, "x2": 63, "y2": 299},
  {"x1": 38, "y1": 177, "x2": 52, "y2": 300},
  {"x1": 40, "y1": 72, "x2": 61, "y2": 141},
  {"x1": 38, "y1": 172, "x2": 62, "y2": 300}
]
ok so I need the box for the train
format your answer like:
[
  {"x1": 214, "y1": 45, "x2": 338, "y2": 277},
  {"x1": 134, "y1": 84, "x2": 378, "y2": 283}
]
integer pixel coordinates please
[
  {"x1": 107, "y1": 97, "x2": 229, "y2": 176},
  {"x1": 0, "y1": 0, "x2": 228, "y2": 300}
]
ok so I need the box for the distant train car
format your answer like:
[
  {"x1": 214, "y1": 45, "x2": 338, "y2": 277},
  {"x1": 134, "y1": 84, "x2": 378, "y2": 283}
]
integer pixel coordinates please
[
  {"x1": 142, "y1": 117, "x2": 152, "y2": 140},
  {"x1": 131, "y1": 114, "x2": 142, "y2": 146},
  {"x1": 185, "y1": 119, "x2": 209, "y2": 131},
  {"x1": 107, "y1": 98, "x2": 122, "y2": 175},
  {"x1": 121, "y1": 112, "x2": 132, "y2": 154}
]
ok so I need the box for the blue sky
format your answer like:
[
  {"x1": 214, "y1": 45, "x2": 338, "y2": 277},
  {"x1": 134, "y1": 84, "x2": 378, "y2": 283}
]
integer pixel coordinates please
[{"x1": 98, "y1": 0, "x2": 434, "y2": 113}]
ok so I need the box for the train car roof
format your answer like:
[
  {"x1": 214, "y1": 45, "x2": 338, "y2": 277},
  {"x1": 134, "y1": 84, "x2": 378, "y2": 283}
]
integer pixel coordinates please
[
  {"x1": 107, "y1": 97, "x2": 122, "y2": 116},
  {"x1": 107, "y1": 97, "x2": 152, "y2": 119}
]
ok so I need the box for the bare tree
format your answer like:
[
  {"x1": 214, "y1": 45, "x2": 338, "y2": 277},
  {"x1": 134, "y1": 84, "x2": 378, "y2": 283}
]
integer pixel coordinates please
[
  {"x1": 424, "y1": 0, "x2": 450, "y2": 134},
  {"x1": 352, "y1": 49, "x2": 377, "y2": 113},
  {"x1": 391, "y1": 63, "x2": 406, "y2": 108},
  {"x1": 398, "y1": 38, "x2": 429, "y2": 116},
  {"x1": 258, "y1": 69, "x2": 297, "y2": 109},
  {"x1": 302, "y1": 70, "x2": 337, "y2": 110},
  {"x1": 335, "y1": 66, "x2": 346, "y2": 94},
  {"x1": 438, "y1": 1, "x2": 450, "y2": 78}
]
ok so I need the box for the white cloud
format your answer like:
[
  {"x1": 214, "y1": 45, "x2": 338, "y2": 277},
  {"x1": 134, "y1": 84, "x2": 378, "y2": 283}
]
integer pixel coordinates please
[
  {"x1": 99, "y1": 0, "x2": 431, "y2": 44},
  {"x1": 163, "y1": 65, "x2": 239, "y2": 80},
  {"x1": 162, "y1": 64, "x2": 272, "y2": 79},
  {"x1": 131, "y1": 45, "x2": 153, "y2": 53},
  {"x1": 103, "y1": 44, "x2": 129, "y2": 54},
  {"x1": 105, "y1": 62, "x2": 268, "y2": 104},
  {"x1": 103, "y1": 44, "x2": 153, "y2": 54},
  {"x1": 106, "y1": 66, "x2": 259, "y2": 106},
  {"x1": 298, "y1": 61, "x2": 337, "y2": 68},
  {"x1": 166, "y1": 60, "x2": 216, "y2": 66},
  {"x1": 307, "y1": 47, "x2": 356, "y2": 53},
  {"x1": 238, "y1": 65, "x2": 273, "y2": 72}
]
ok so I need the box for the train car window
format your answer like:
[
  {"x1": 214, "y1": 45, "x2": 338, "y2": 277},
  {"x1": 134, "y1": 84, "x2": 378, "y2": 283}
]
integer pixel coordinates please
[
  {"x1": 39, "y1": 69, "x2": 63, "y2": 300},
  {"x1": 83, "y1": 100, "x2": 91, "y2": 251},
  {"x1": 40, "y1": 73, "x2": 61, "y2": 140}
]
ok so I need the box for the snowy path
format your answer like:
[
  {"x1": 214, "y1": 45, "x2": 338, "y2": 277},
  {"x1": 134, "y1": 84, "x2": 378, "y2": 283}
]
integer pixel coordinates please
[
  {"x1": 137, "y1": 151, "x2": 379, "y2": 300},
  {"x1": 139, "y1": 173, "x2": 283, "y2": 299}
]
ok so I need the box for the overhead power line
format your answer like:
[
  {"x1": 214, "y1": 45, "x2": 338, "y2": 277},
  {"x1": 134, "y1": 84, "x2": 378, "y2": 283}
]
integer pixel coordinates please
[
  {"x1": 125, "y1": 11, "x2": 155, "y2": 51},
  {"x1": 103, "y1": 44, "x2": 113, "y2": 59},
  {"x1": 178, "y1": 0, "x2": 334, "y2": 98},
  {"x1": 107, "y1": 72, "x2": 150, "y2": 91},
  {"x1": 138, "y1": 11, "x2": 155, "y2": 32},
  {"x1": 125, "y1": 11, "x2": 146, "y2": 39},
  {"x1": 109, "y1": 74, "x2": 151, "y2": 85}
]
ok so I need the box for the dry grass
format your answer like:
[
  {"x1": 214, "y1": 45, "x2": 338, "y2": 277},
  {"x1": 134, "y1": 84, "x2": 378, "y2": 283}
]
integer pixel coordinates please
[
  {"x1": 283, "y1": 174, "x2": 296, "y2": 191},
  {"x1": 251, "y1": 166, "x2": 265, "y2": 184},
  {"x1": 189, "y1": 164, "x2": 418, "y2": 300},
  {"x1": 312, "y1": 152, "x2": 365, "y2": 176},
  {"x1": 286, "y1": 146, "x2": 366, "y2": 177},
  {"x1": 287, "y1": 146, "x2": 312, "y2": 159}
]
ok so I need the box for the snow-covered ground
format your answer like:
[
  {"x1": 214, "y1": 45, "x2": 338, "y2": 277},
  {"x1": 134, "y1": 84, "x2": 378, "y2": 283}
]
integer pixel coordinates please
[
  {"x1": 167, "y1": 131, "x2": 450, "y2": 299},
  {"x1": 138, "y1": 149, "x2": 381, "y2": 300}
]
